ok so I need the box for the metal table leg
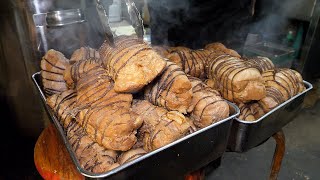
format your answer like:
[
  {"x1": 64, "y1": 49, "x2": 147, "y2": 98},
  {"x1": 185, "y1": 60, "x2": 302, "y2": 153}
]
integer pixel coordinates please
[{"x1": 269, "y1": 130, "x2": 285, "y2": 180}]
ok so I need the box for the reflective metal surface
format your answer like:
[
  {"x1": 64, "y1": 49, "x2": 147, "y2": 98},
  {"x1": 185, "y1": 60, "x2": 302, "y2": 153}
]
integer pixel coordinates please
[
  {"x1": 0, "y1": 0, "x2": 106, "y2": 138},
  {"x1": 301, "y1": 0, "x2": 320, "y2": 79},
  {"x1": 125, "y1": 0, "x2": 144, "y2": 39},
  {"x1": 95, "y1": 0, "x2": 115, "y2": 45},
  {"x1": 32, "y1": 72, "x2": 240, "y2": 180},
  {"x1": 228, "y1": 81, "x2": 313, "y2": 152},
  {"x1": 46, "y1": 9, "x2": 86, "y2": 27},
  {"x1": 0, "y1": 0, "x2": 52, "y2": 138}
]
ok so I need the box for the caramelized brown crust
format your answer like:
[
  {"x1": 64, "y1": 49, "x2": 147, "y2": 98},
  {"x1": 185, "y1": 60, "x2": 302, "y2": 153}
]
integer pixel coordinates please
[
  {"x1": 144, "y1": 60, "x2": 192, "y2": 114},
  {"x1": 70, "y1": 47, "x2": 100, "y2": 64},
  {"x1": 63, "y1": 59, "x2": 103, "y2": 89},
  {"x1": 250, "y1": 103, "x2": 265, "y2": 119},
  {"x1": 259, "y1": 68, "x2": 305, "y2": 113},
  {"x1": 47, "y1": 90, "x2": 78, "y2": 128},
  {"x1": 99, "y1": 36, "x2": 144, "y2": 68},
  {"x1": 132, "y1": 100, "x2": 190, "y2": 151},
  {"x1": 204, "y1": 42, "x2": 241, "y2": 58},
  {"x1": 187, "y1": 76, "x2": 229, "y2": 128},
  {"x1": 206, "y1": 53, "x2": 266, "y2": 103},
  {"x1": 152, "y1": 45, "x2": 170, "y2": 57},
  {"x1": 99, "y1": 36, "x2": 167, "y2": 93},
  {"x1": 245, "y1": 56, "x2": 275, "y2": 73},
  {"x1": 168, "y1": 46, "x2": 191, "y2": 52},
  {"x1": 239, "y1": 68, "x2": 305, "y2": 121},
  {"x1": 74, "y1": 67, "x2": 143, "y2": 151},
  {"x1": 168, "y1": 49, "x2": 210, "y2": 79},
  {"x1": 204, "y1": 79, "x2": 216, "y2": 89},
  {"x1": 46, "y1": 91, "x2": 118, "y2": 173},
  {"x1": 205, "y1": 42, "x2": 226, "y2": 51},
  {"x1": 117, "y1": 148, "x2": 147, "y2": 165},
  {"x1": 263, "y1": 69, "x2": 305, "y2": 100},
  {"x1": 40, "y1": 49, "x2": 69, "y2": 96},
  {"x1": 257, "y1": 87, "x2": 285, "y2": 113},
  {"x1": 238, "y1": 103, "x2": 257, "y2": 121}
]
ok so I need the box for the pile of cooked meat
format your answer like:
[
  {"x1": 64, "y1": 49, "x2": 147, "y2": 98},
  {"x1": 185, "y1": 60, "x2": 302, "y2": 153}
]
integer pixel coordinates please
[
  {"x1": 160, "y1": 43, "x2": 305, "y2": 121},
  {"x1": 41, "y1": 35, "x2": 305, "y2": 173},
  {"x1": 40, "y1": 36, "x2": 231, "y2": 173}
]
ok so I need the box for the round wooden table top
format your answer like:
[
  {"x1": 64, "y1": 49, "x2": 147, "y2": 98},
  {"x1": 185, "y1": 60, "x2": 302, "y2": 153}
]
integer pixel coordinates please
[
  {"x1": 34, "y1": 124, "x2": 204, "y2": 180},
  {"x1": 34, "y1": 124, "x2": 84, "y2": 180}
]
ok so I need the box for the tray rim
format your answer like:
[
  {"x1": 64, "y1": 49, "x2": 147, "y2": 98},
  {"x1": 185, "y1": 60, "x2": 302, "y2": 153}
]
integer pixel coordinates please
[
  {"x1": 235, "y1": 80, "x2": 313, "y2": 124},
  {"x1": 244, "y1": 41, "x2": 295, "y2": 58},
  {"x1": 32, "y1": 71, "x2": 240, "y2": 178}
]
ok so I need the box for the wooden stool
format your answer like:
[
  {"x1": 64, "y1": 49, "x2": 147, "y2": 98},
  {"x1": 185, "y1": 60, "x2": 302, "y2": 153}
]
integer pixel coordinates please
[
  {"x1": 270, "y1": 130, "x2": 285, "y2": 180},
  {"x1": 34, "y1": 124, "x2": 206, "y2": 180},
  {"x1": 34, "y1": 123, "x2": 285, "y2": 180},
  {"x1": 185, "y1": 169, "x2": 205, "y2": 180},
  {"x1": 34, "y1": 124, "x2": 84, "y2": 180}
]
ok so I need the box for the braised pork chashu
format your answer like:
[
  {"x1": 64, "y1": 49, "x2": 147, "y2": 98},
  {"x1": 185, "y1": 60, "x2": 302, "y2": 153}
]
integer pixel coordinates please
[
  {"x1": 144, "y1": 60, "x2": 193, "y2": 114},
  {"x1": 71, "y1": 60, "x2": 143, "y2": 151},
  {"x1": 47, "y1": 90, "x2": 119, "y2": 173},
  {"x1": 168, "y1": 49, "x2": 210, "y2": 79},
  {"x1": 152, "y1": 45, "x2": 170, "y2": 57},
  {"x1": 99, "y1": 36, "x2": 167, "y2": 93},
  {"x1": 238, "y1": 103, "x2": 257, "y2": 121},
  {"x1": 132, "y1": 100, "x2": 191, "y2": 151},
  {"x1": 117, "y1": 148, "x2": 147, "y2": 165},
  {"x1": 70, "y1": 47, "x2": 100, "y2": 64},
  {"x1": 188, "y1": 76, "x2": 229, "y2": 128},
  {"x1": 245, "y1": 56, "x2": 275, "y2": 73},
  {"x1": 205, "y1": 52, "x2": 266, "y2": 103},
  {"x1": 63, "y1": 59, "x2": 103, "y2": 89},
  {"x1": 204, "y1": 42, "x2": 241, "y2": 58},
  {"x1": 259, "y1": 68, "x2": 305, "y2": 113},
  {"x1": 40, "y1": 49, "x2": 69, "y2": 96},
  {"x1": 238, "y1": 68, "x2": 305, "y2": 121}
]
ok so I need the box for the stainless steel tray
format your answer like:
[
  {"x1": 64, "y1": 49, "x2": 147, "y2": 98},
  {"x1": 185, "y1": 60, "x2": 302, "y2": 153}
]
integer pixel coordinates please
[
  {"x1": 32, "y1": 72, "x2": 240, "y2": 179},
  {"x1": 228, "y1": 81, "x2": 313, "y2": 152}
]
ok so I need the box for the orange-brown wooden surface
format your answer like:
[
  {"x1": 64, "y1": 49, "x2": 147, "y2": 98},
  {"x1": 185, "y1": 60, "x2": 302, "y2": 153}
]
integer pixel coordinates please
[
  {"x1": 34, "y1": 124, "x2": 84, "y2": 180},
  {"x1": 185, "y1": 169, "x2": 205, "y2": 180},
  {"x1": 270, "y1": 130, "x2": 285, "y2": 180}
]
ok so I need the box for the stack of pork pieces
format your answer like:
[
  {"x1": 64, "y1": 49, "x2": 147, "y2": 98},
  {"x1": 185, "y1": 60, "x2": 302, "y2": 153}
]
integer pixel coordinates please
[
  {"x1": 40, "y1": 36, "x2": 231, "y2": 174},
  {"x1": 154, "y1": 42, "x2": 305, "y2": 121}
]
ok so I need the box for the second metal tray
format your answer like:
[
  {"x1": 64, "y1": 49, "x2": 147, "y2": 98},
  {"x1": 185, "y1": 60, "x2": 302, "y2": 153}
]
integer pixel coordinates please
[
  {"x1": 32, "y1": 72, "x2": 240, "y2": 180},
  {"x1": 228, "y1": 81, "x2": 313, "y2": 152}
]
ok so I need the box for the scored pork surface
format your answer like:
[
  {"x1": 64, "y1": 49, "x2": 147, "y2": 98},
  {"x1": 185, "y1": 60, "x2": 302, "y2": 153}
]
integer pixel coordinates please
[
  {"x1": 187, "y1": 76, "x2": 229, "y2": 128},
  {"x1": 117, "y1": 148, "x2": 147, "y2": 165},
  {"x1": 144, "y1": 60, "x2": 193, "y2": 114},
  {"x1": 70, "y1": 47, "x2": 100, "y2": 64},
  {"x1": 168, "y1": 49, "x2": 210, "y2": 79},
  {"x1": 73, "y1": 61, "x2": 142, "y2": 151},
  {"x1": 205, "y1": 52, "x2": 266, "y2": 103},
  {"x1": 244, "y1": 56, "x2": 274, "y2": 73},
  {"x1": 46, "y1": 90, "x2": 119, "y2": 173},
  {"x1": 204, "y1": 42, "x2": 241, "y2": 58},
  {"x1": 259, "y1": 68, "x2": 305, "y2": 113},
  {"x1": 99, "y1": 36, "x2": 167, "y2": 93},
  {"x1": 40, "y1": 49, "x2": 69, "y2": 96},
  {"x1": 132, "y1": 100, "x2": 191, "y2": 151},
  {"x1": 63, "y1": 59, "x2": 104, "y2": 89}
]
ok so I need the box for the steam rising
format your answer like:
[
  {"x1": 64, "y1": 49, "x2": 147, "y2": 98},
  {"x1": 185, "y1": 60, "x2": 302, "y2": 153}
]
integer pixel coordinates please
[
  {"x1": 245, "y1": 0, "x2": 310, "y2": 45},
  {"x1": 43, "y1": 0, "x2": 108, "y2": 58},
  {"x1": 148, "y1": 0, "x2": 309, "y2": 49},
  {"x1": 40, "y1": 0, "x2": 309, "y2": 56},
  {"x1": 148, "y1": 0, "x2": 190, "y2": 46}
]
